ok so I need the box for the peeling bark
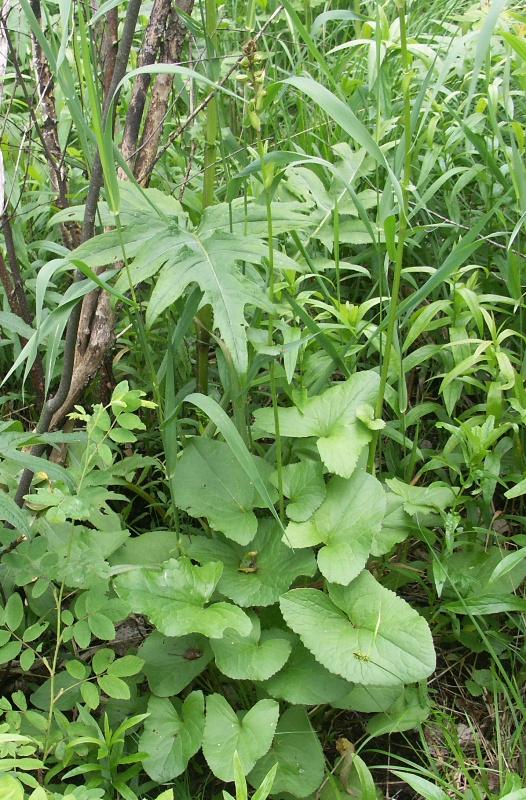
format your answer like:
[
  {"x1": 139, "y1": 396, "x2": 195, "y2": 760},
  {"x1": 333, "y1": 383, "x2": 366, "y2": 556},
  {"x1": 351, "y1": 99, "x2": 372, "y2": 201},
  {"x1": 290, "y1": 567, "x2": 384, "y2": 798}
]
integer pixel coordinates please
[
  {"x1": 119, "y1": 0, "x2": 173, "y2": 176},
  {"x1": 134, "y1": 0, "x2": 195, "y2": 185}
]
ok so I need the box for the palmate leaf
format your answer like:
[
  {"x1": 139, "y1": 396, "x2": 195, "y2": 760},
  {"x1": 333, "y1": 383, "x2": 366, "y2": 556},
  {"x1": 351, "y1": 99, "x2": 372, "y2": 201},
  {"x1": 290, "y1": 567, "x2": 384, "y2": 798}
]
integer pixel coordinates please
[
  {"x1": 284, "y1": 472, "x2": 386, "y2": 585},
  {"x1": 280, "y1": 570, "x2": 435, "y2": 686},
  {"x1": 68, "y1": 190, "x2": 310, "y2": 374},
  {"x1": 145, "y1": 230, "x2": 275, "y2": 373},
  {"x1": 114, "y1": 557, "x2": 251, "y2": 638},
  {"x1": 254, "y1": 371, "x2": 381, "y2": 478}
]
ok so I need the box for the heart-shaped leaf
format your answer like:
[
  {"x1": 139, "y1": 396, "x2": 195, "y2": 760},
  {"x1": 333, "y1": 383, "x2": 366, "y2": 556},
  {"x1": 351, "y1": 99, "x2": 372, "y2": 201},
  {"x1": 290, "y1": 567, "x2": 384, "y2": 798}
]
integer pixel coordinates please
[
  {"x1": 114, "y1": 557, "x2": 251, "y2": 638},
  {"x1": 139, "y1": 631, "x2": 213, "y2": 696},
  {"x1": 211, "y1": 614, "x2": 291, "y2": 681},
  {"x1": 260, "y1": 632, "x2": 352, "y2": 705},
  {"x1": 370, "y1": 492, "x2": 411, "y2": 557},
  {"x1": 254, "y1": 371, "x2": 380, "y2": 478},
  {"x1": 140, "y1": 692, "x2": 205, "y2": 782},
  {"x1": 202, "y1": 695, "x2": 279, "y2": 781},
  {"x1": 285, "y1": 472, "x2": 385, "y2": 585},
  {"x1": 280, "y1": 570, "x2": 435, "y2": 686}
]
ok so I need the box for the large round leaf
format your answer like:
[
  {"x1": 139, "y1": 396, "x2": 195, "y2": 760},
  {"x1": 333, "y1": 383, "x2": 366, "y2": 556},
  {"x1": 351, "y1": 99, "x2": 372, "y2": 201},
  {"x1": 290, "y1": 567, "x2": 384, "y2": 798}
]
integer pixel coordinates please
[
  {"x1": 202, "y1": 695, "x2": 279, "y2": 781},
  {"x1": 172, "y1": 439, "x2": 275, "y2": 544},
  {"x1": 139, "y1": 631, "x2": 213, "y2": 696},
  {"x1": 272, "y1": 460, "x2": 326, "y2": 522},
  {"x1": 254, "y1": 371, "x2": 380, "y2": 478},
  {"x1": 260, "y1": 632, "x2": 352, "y2": 705},
  {"x1": 280, "y1": 570, "x2": 435, "y2": 686}
]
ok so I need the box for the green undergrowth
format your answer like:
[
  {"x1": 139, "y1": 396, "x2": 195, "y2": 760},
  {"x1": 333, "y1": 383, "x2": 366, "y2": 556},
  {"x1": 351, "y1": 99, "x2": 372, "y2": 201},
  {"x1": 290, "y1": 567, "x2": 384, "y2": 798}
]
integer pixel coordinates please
[{"x1": 1, "y1": 0, "x2": 526, "y2": 798}]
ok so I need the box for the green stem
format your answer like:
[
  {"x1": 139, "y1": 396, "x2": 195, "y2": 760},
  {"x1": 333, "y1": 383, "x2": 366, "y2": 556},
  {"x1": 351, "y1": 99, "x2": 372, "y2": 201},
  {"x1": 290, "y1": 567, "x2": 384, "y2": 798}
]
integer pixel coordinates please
[
  {"x1": 368, "y1": 0, "x2": 412, "y2": 474},
  {"x1": 196, "y1": 0, "x2": 218, "y2": 395},
  {"x1": 256, "y1": 122, "x2": 284, "y2": 521}
]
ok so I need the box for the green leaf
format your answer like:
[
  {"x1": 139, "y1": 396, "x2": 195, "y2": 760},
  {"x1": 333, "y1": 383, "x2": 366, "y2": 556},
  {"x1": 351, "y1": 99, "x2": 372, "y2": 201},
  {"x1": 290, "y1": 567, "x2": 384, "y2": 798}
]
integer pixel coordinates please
[
  {"x1": 248, "y1": 707, "x2": 324, "y2": 798},
  {"x1": 5, "y1": 592, "x2": 24, "y2": 631},
  {"x1": 31, "y1": 671, "x2": 81, "y2": 710},
  {"x1": 93, "y1": 647, "x2": 115, "y2": 674},
  {"x1": 332, "y1": 684, "x2": 404, "y2": 713},
  {"x1": 173, "y1": 439, "x2": 274, "y2": 544},
  {"x1": 370, "y1": 492, "x2": 411, "y2": 557},
  {"x1": 391, "y1": 771, "x2": 448, "y2": 800},
  {"x1": 20, "y1": 648, "x2": 35, "y2": 672},
  {"x1": 285, "y1": 472, "x2": 385, "y2": 585},
  {"x1": 0, "y1": 492, "x2": 31, "y2": 538},
  {"x1": 108, "y1": 427, "x2": 137, "y2": 444},
  {"x1": 273, "y1": 460, "x2": 326, "y2": 522},
  {"x1": 115, "y1": 557, "x2": 251, "y2": 638},
  {"x1": 188, "y1": 520, "x2": 316, "y2": 607},
  {"x1": 183, "y1": 394, "x2": 286, "y2": 537},
  {"x1": 139, "y1": 693, "x2": 205, "y2": 782},
  {"x1": 0, "y1": 640, "x2": 22, "y2": 665},
  {"x1": 385, "y1": 479, "x2": 457, "y2": 516},
  {"x1": 80, "y1": 681, "x2": 100, "y2": 710},
  {"x1": 107, "y1": 655, "x2": 144, "y2": 677},
  {"x1": 203, "y1": 695, "x2": 279, "y2": 782},
  {"x1": 365, "y1": 687, "x2": 431, "y2": 736},
  {"x1": 280, "y1": 571, "x2": 435, "y2": 686},
  {"x1": 488, "y1": 547, "x2": 526, "y2": 585},
  {"x1": 22, "y1": 622, "x2": 49, "y2": 642},
  {"x1": 444, "y1": 595, "x2": 526, "y2": 614},
  {"x1": 211, "y1": 614, "x2": 291, "y2": 681},
  {"x1": 0, "y1": 775, "x2": 24, "y2": 800},
  {"x1": 66, "y1": 660, "x2": 87, "y2": 680},
  {"x1": 261, "y1": 633, "x2": 352, "y2": 705},
  {"x1": 139, "y1": 631, "x2": 213, "y2": 696},
  {"x1": 254, "y1": 372, "x2": 380, "y2": 478},
  {"x1": 156, "y1": 792, "x2": 174, "y2": 800},
  {"x1": 88, "y1": 613, "x2": 115, "y2": 640},
  {"x1": 97, "y1": 674, "x2": 130, "y2": 700},
  {"x1": 109, "y1": 529, "x2": 178, "y2": 568},
  {"x1": 145, "y1": 228, "x2": 275, "y2": 374}
]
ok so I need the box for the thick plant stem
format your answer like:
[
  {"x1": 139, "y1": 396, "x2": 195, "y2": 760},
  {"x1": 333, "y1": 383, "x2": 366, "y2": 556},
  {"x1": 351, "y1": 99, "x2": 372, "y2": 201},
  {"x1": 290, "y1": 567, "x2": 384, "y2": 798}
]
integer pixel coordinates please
[
  {"x1": 368, "y1": 0, "x2": 412, "y2": 474},
  {"x1": 195, "y1": 0, "x2": 218, "y2": 395}
]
